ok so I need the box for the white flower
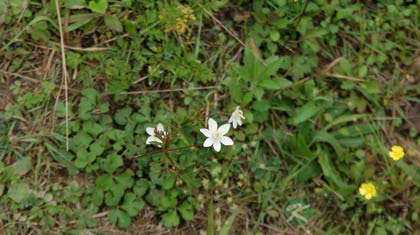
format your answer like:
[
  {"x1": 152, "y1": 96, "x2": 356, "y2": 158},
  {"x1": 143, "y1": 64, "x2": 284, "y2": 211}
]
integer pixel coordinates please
[
  {"x1": 146, "y1": 123, "x2": 167, "y2": 147},
  {"x1": 200, "y1": 118, "x2": 234, "y2": 152},
  {"x1": 228, "y1": 106, "x2": 245, "y2": 129}
]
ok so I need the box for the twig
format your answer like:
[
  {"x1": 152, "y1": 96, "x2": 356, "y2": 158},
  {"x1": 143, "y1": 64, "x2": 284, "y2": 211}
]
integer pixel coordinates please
[
  {"x1": 54, "y1": 0, "x2": 69, "y2": 151},
  {"x1": 0, "y1": 70, "x2": 40, "y2": 83},
  {"x1": 121, "y1": 86, "x2": 217, "y2": 95},
  {"x1": 323, "y1": 72, "x2": 365, "y2": 82}
]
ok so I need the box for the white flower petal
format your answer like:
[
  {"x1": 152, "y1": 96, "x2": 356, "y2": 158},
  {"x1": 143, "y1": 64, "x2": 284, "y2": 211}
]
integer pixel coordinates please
[
  {"x1": 232, "y1": 121, "x2": 237, "y2": 129},
  {"x1": 203, "y1": 138, "x2": 214, "y2": 147},
  {"x1": 220, "y1": 136, "x2": 234, "y2": 146},
  {"x1": 146, "y1": 136, "x2": 162, "y2": 145},
  {"x1": 213, "y1": 141, "x2": 221, "y2": 152},
  {"x1": 208, "y1": 118, "x2": 218, "y2": 132},
  {"x1": 146, "y1": 127, "x2": 155, "y2": 136},
  {"x1": 218, "y1": 124, "x2": 231, "y2": 135},
  {"x1": 200, "y1": 128, "x2": 211, "y2": 137},
  {"x1": 235, "y1": 106, "x2": 240, "y2": 112},
  {"x1": 228, "y1": 116, "x2": 234, "y2": 124},
  {"x1": 157, "y1": 123, "x2": 164, "y2": 132},
  {"x1": 237, "y1": 119, "x2": 242, "y2": 126}
]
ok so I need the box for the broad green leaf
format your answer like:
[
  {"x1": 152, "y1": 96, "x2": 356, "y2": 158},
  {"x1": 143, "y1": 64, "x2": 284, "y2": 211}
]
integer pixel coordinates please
[
  {"x1": 178, "y1": 201, "x2": 194, "y2": 221},
  {"x1": 121, "y1": 193, "x2": 144, "y2": 217},
  {"x1": 8, "y1": 182, "x2": 31, "y2": 203},
  {"x1": 115, "y1": 107, "x2": 132, "y2": 125},
  {"x1": 162, "y1": 172, "x2": 176, "y2": 190},
  {"x1": 65, "y1": 0, "x2": 87, "y2": 9},
  {"x1": 103, "y1": 154, "x2": 123, "y2": 173},
  {"x1": 108, "y1": 208, "x2": 131, "y2": 228},
  {"x1": 88, "y1": 0, "x2": 107, "y2": 14},
  {"x1": 9, "y1": 158, "x2": 32, "y2": 176},
  {"x1": 313, "y1": 131, "x2": 343, "y2": 157},
  {"x1": 162, "y1": 210, "x2": 180, "y2": 228},
  {"x1": 259, "y1": 77, "x2": 291, "y2": 90},
  {"x1": 219, "y1": 209, "x2": 240, "y2": 235},
  {"x1": 292, "y1": 101, "x2": 320, "y2": 125},
  {"x1": 114, "y1": 170, "x2": 134, "y2": 189},
  {"x1": 297, "y1": 160, "x2": 321, "y2": 184},
  {"x1": 105, "y1": 15, "x2": 123, "y2": 32},
  {"x1": 96, "y1": 174, "x2": 113, "y2": 191}
]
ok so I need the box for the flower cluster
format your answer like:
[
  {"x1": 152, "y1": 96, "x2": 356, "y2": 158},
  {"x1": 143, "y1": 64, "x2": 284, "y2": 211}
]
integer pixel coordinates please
[
  {"x1": 162, "y1": 4, "x2": 197, "y2": 34},
  {"x1": 145, "y1": 106, "x2": 245, "y2": 153}
]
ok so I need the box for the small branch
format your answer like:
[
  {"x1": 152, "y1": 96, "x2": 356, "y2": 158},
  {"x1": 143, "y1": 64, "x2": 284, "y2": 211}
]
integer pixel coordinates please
[{"x1": 54, "y1": 0, "x2": 69, "y2": 151}]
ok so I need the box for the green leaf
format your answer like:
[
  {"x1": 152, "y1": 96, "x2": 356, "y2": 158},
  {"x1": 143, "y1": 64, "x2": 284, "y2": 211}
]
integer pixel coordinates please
[
  {"x1": 219, "y1": 209, "x2": 240, "y2": 235},
  {"x1": 292, "y1": 101, "x2": 320, "y2": 125},
  {"x1": 108, "y1": 208, "x2": 131, "y2": 228},
  {"x1": 259, "y1": 77, "x2": 291, "y2": 90},
  {"x1": 313, "y1": 131, "x2": 343, "y2": 157},
  {"x1": 207, "y1": 199, "x2": 214, "y2": 235},
  {"x1": 115, "y1": 107, "x2": 132, "y2": 125},
  {"x1": 105, "y1": 184, "x2": 124, "y2": 206},
  {"x1": 9, "y1": 158, "x2": 32, "y2": 176},
  {"x1": 318, "y1": 151, "x2": 353, "y2": 196},
  {"x1": 178, "y1": 201, "x2": 194, "y2": 221},
  {"x1": 96, "y1": 174, "x2": 113, "y2": 191},
  {"x1": 133, "y1": 179, "x2": 149, "y2": 196},
  {"x1": 105, "y1": 15, "x2": 123, "y2": 32},
  {"x1": 88, "y1": 0, "x2": 107, "y2": 14},
  {"x1": 8, "y1": 182, "x2": 31, "y2": 203},
  {"x1": 103, "y1": 154, "x2": 123, "y2": 173},
  {"x1": 114, "y1": 170, "x2": 134, "y2": 189},
  {"x1": 121, "y1": 193, "x2": 144, "y2": 217},
  {"x1": 65, "y1": 0, "x2": 87, "y2": 9},
  {"x1": 162, "y1": 210, "x2": 180, "y2": 228},
  {"x1": 162, "y1": 172, "x2": 176, "y2": 190},
  {"x1": 297, "y1": 161, "x2": 321, "y2": 184}
]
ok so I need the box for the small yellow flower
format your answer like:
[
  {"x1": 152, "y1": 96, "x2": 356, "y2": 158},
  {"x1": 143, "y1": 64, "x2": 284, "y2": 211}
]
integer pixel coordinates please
[
  {"x1": 359, "y1": 183, "x2": 377, "y2": 200},
  {"x1": 389, "y1": 146, "x2": 404, "y2": 161}
]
